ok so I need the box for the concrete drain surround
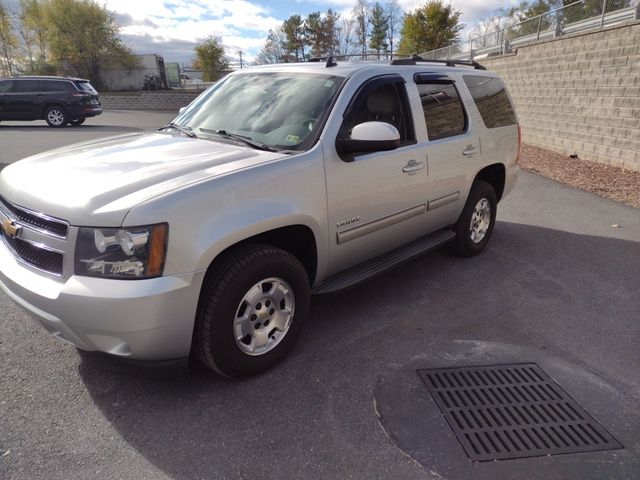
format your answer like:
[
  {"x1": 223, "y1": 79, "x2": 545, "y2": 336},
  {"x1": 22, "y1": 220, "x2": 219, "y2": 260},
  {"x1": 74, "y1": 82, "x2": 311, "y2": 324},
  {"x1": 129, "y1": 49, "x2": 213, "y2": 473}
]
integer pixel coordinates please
[
  {"x1": 373, "y1": 342, "x2": 640, "y2": 480},
  {"x1": 417, "y1": 364, "x2": 622, "y2": 462}
]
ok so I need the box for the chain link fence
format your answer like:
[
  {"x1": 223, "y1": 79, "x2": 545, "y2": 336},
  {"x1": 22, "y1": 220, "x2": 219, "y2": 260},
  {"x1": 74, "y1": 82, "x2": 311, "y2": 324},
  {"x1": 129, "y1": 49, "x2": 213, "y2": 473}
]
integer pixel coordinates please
[{"x1": 421, "y1": 0, "x2": 639, "y2": 61}]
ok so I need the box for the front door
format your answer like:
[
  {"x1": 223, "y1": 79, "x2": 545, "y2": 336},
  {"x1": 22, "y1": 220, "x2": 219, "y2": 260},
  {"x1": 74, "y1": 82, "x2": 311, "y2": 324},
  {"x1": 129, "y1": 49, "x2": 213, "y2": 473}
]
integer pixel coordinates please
[{"x1": 323, "y1": 75, "x2": 431, "y2": 276}]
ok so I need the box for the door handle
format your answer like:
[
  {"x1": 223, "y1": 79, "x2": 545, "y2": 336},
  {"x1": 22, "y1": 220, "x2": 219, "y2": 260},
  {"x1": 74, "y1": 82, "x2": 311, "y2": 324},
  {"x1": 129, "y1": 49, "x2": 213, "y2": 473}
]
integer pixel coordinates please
[
  {"x1": 462, "y1": 145, "x2": 478, "y2": 156},
  {"x1": 402, "y1": 160, "x2": 425, "y2": 174}
]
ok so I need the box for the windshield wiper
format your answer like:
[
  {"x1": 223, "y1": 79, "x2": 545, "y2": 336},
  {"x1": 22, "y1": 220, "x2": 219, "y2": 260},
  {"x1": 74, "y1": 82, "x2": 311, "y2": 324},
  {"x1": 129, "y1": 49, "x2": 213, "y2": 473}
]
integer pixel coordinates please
[
  {"x1": 198, "y1": 128, "x2": 276, "y2": 152},
  {"x1": 159, "y1": 122, "x2": 197, "y2": 138}
]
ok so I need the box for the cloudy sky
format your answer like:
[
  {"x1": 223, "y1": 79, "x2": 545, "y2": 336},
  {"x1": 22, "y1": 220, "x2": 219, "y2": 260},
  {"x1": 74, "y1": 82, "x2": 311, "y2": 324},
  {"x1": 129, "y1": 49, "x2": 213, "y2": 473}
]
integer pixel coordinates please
[{"x1": 105, "y1": 0, "x2": 518, "y2": 66}]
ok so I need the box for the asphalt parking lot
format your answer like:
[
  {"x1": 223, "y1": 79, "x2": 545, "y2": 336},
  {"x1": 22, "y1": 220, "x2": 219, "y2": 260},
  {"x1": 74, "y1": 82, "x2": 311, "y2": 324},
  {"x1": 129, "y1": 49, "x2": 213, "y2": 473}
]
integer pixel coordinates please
[{"x1": 1, "y1": 111, "x2": 639, "y2": 480}]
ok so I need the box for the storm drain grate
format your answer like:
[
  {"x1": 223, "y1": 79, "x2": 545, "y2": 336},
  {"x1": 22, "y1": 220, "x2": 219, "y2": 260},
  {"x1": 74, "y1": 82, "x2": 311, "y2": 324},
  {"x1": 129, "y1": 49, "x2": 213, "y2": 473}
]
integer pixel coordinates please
[{"x1": 417, "y1": 363, "x2": 623, "y2": 462}]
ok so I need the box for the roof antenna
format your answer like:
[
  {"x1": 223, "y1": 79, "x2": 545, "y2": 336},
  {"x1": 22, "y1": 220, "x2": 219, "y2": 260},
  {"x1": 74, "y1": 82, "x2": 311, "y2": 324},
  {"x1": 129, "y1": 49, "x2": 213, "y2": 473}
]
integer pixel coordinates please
[{"x1": 325, "y1": 56, "x2": 337, "y2": 68}]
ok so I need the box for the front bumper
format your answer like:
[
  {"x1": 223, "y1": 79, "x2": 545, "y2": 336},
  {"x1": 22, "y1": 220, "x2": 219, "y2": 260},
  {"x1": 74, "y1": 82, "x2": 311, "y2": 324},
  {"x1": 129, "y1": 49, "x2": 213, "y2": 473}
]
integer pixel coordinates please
[{"x1": 0, "y1": 244, "x2": 205, "y2": 360}]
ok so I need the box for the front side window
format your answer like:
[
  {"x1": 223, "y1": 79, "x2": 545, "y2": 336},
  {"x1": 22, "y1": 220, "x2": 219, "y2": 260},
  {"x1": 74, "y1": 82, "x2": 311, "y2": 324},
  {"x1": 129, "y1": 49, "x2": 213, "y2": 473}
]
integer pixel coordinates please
[
  {"x1": 418, "y1": 83, "x2": 466, "y2": 141},
  {"x1": 463, "y1": 75, "x2": 517, "y2": 128},
  {"x1": 0, "y1": 80, "x2": 13, "y2": 93},
  {"x1": 341, "y1": 79, "x2": 415, "y2": 144},
  {"x1": 13, "y1": 80, "x2": 38, "y2": 93},
  {"x1": 172, "y1": 72, "x2": 345, "y2": 151}
]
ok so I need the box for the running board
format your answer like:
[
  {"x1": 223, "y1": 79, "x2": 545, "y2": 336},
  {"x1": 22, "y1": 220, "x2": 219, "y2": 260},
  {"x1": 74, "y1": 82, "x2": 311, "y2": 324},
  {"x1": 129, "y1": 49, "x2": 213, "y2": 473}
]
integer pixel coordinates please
[{"x1": 312, "y1": 229, "x2": 455, "y2": 295}]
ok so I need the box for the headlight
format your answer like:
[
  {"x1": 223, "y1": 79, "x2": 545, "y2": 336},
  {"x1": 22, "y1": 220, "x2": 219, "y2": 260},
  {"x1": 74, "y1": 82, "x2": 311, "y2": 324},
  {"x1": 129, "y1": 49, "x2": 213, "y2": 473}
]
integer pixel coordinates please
[{"x1": 75, "y1": 224, "x2": 168, "y2": 279}]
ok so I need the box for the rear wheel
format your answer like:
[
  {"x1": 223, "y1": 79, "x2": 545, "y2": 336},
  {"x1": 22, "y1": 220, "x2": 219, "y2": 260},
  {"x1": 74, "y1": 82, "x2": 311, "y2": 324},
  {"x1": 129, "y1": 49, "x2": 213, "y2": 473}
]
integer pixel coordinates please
[
  {"x1": 45, "y1": 106, "x2": 68, "y2": 127},
  {"x1": 194, "y1": 244, "x2": 310, "y2": 378},
  {"x1": 70, "y1": 118, "x2": 85, "y2": 126},
  {"x1": 450, "y1": 180, "x2": 497, "y2": 257}
]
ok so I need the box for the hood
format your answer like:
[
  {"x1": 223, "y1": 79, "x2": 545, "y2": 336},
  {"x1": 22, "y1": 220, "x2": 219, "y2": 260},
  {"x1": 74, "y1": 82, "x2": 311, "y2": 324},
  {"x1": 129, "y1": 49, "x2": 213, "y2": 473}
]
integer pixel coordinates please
[{"x1": 0, "y1": 132, "x2": 283, "y2": 226}]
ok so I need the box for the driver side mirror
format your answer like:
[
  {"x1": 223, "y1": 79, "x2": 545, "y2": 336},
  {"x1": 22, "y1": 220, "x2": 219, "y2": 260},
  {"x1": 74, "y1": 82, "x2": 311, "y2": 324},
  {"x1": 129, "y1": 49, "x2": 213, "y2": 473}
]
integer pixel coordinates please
[{"x1": 336, "y1": 121, "x2": 401, "y2": 156}]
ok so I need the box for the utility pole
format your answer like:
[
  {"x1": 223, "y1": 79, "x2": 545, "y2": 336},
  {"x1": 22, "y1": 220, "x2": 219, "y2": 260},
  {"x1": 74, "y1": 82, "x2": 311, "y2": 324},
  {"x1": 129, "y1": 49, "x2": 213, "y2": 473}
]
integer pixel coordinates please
[{"x1": 239, "y1": 50, "x2": 243, "y2": 69}]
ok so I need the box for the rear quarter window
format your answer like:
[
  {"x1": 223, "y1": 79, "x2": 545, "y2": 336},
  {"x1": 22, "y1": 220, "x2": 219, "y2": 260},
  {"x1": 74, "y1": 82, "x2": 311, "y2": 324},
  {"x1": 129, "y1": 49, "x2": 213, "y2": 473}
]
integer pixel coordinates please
[
  {"x1": 40, "y1": 80, "x2": 75, "y2": 92},
  {"x1": 463, "y1": 75, "x2": 517, "y2": 128}
]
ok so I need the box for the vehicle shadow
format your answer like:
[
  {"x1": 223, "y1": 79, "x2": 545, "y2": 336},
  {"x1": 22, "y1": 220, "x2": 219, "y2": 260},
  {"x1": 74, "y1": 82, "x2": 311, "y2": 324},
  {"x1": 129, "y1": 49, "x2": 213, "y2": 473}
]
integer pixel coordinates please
[{"x1": 76, "y1": 221, "x2": 640, "y2": 479}]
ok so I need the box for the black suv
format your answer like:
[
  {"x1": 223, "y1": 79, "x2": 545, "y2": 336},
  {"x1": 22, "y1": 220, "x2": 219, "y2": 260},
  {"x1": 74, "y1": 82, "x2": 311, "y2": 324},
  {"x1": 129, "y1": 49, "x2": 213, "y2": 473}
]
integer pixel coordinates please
[{"x1": 0, "y1": 76, "x2": 102, "y2": 127}]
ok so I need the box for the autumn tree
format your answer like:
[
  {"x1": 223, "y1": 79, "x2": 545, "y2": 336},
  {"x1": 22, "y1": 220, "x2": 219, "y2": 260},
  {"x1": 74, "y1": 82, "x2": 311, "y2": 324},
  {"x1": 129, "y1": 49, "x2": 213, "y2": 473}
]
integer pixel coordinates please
[
  {"x1": 369, "y1": 2, "x2": 388, "y2": 56},
  {"x1": 45, "y1": 0, "x2": 136, "y2": 84},
  {"x1": 193, "y1": 36, "x2": 228, "y2": 81},
  {"x1": 397, "y1": 1, "x2": 464, "y2": 55},
  {"x1": 18, "y1": 0, "x2": 50, "y2": 73}
]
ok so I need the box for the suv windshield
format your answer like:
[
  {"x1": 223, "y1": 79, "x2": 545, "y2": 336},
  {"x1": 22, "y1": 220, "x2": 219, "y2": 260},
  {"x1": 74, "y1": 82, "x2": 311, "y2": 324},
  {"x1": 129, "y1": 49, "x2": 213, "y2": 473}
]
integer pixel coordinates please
[{"x1": 172, "y1": 72, "x2": 345, "y2": 151}]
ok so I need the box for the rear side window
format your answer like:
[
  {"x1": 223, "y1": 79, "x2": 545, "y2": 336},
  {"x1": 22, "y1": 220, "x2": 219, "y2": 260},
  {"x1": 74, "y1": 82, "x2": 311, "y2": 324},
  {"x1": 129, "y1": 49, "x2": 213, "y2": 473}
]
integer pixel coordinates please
[
  {"x1": 463, "y1": 75, "x2": 517, "y2": 128},
  {"x1": 40, "y1": 80, "x2": 75, "y2": 92},
  {"x1": 13, "y1": 80, "x2": 38, "y2": 93},
  {"x1": 418, "y1": 83, "x2": 466, "y2": 141},
  {"x1": 0, "y1": 80, "x2": 13, "y2": 93}
]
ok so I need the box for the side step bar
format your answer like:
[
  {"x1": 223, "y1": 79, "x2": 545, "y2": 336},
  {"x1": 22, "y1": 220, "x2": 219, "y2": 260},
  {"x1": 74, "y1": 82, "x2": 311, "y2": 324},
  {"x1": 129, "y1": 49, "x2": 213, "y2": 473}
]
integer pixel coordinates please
[{"x1": 312, "y1": 228, "x2": 455, "y2": 295}]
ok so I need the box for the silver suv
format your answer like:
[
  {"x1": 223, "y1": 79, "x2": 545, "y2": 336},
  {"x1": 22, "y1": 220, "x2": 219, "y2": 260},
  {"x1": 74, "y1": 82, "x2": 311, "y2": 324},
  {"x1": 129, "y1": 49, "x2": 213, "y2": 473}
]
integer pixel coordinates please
[{"x1": 0, "y1": 58, "x2": 519, "y2": 377}]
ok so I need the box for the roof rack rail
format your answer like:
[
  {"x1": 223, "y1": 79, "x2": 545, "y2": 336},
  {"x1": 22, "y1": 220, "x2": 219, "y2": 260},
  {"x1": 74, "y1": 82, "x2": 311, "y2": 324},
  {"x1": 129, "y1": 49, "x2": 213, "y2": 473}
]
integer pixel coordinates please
[
  {"x1": 308, "y1": 56, "x2": 337, "y2": 67},
  {"x1": 390, "y1": 55, "x2": 486, "y2": 70}
]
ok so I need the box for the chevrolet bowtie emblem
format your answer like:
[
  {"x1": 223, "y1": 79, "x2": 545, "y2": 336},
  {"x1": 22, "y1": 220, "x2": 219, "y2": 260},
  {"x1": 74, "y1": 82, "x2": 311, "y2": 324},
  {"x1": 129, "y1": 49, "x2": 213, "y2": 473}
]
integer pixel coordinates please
[{"x1": 1, "y1": 218, "x2": 21, "y2": 238}]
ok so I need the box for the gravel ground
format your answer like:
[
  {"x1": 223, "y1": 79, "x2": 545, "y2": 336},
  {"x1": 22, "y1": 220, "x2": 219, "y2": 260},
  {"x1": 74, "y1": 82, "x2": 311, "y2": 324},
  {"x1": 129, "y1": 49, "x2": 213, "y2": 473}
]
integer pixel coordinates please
[{"x1": 519, "y1": 144, "x2": 640, "y2": 208}]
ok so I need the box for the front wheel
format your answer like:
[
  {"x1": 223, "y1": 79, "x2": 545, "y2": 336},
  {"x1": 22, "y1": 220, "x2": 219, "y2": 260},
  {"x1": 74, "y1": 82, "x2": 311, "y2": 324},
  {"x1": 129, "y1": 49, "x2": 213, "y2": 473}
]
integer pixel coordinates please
[
  {"x1": 45, "y1": 106, "x2": 68, "y2": 127},
  {"x1": 194, "y1": 244, "x2": 310, "y2": 378},
  {"x1": 450, "y1": 180, "x2": 497, "y2": 257}
]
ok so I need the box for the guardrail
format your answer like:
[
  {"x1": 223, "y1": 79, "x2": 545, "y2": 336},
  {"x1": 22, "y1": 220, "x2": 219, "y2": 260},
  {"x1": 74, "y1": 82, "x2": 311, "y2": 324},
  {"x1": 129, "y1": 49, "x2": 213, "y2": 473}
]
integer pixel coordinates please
[{"x1": 420, "y1": 0, "x2": 639, "y2": 61}]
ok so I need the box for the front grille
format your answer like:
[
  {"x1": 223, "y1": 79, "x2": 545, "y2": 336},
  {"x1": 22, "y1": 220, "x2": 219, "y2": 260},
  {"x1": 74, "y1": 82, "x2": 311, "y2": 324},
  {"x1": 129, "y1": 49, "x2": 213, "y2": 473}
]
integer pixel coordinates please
[
  {"x1": 2, "y1": 234, "x2": 63, "y2": 275},
  {"x1": 0, "y1": 197, "x2": 68, "y2": 238},
  {"x1": 418, "y1": 364, "x2": 623, "y2": 462}
]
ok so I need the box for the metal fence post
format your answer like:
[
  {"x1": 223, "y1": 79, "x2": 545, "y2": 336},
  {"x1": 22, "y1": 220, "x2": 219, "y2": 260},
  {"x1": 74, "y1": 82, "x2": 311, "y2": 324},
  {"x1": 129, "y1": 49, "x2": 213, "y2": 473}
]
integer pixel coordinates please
[
  {"x1": 600, "y1": 0, "x2": 607, "y2": 27},
  {"x1": 536, "y1": 15, "x2": 543, "y2": 40}
]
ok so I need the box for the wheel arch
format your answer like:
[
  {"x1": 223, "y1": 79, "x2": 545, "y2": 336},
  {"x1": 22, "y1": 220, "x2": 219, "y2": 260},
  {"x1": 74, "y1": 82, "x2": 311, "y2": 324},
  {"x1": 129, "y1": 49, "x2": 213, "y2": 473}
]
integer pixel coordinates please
[
  {"x1": 474, "y1": 163, "x2": 506, "y2": 202},
  {"x1": 203, "y1": 224, "x2": 318, "y2": 286}
]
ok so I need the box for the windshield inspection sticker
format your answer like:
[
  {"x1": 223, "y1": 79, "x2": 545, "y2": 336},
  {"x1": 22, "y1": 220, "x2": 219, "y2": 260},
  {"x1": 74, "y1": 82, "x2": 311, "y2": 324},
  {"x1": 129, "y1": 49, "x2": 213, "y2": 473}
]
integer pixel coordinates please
[
  {"x1": 323, "y1": 80, "x2": 335, "y2": 88},
  {"x1": 285, "y1": 135, "x2": 300, "y2": 143}
]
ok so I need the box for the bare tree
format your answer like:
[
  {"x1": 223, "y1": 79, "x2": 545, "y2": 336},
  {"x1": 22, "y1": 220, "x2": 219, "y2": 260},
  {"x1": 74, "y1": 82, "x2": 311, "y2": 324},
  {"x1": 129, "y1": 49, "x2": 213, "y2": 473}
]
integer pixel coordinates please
[
  {"x1": 353, "y1": 0, "x2": 369, "y2": 57},
  {"x1": 0, "y1": 3, "x2": 18, "y2": 75},
  {"x1": 256, "y1": 28, "x2": 287, "y2": 64},
  {"x1": 336, "y1": 17, "x2": 356, "y2": 56},
  {"x1": 385, "y1": 0, "x2": 403, "y2": 57}
]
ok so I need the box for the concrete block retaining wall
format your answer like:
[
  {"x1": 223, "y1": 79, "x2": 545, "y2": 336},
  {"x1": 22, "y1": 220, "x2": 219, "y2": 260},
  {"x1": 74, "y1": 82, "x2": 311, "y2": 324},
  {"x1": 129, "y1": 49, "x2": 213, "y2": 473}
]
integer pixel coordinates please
[
  {"x1": 482, "y1": 21, "x2": 640, "y2": 171},
  {"x1": 100, "y1": 90, "x2": 203, "y2": 111}
]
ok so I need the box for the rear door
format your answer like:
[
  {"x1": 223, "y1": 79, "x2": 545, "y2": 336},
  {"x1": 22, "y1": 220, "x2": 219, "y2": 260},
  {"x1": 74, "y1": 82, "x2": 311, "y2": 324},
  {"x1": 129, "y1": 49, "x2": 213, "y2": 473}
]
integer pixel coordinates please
[
  {"x1": 409, "y1": 73, "x2": 483, "y2": 230},
  {"x1": 0, "y1": 80, "x2": 13, "y2": 119}
]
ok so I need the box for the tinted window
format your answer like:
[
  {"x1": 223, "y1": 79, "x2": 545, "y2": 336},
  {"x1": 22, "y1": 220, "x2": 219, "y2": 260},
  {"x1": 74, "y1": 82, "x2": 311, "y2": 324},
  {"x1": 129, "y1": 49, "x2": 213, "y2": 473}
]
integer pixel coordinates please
[
  {"x1": 464, "y1": 75, "x2": 517, "y2": 128},
  {"x1": 418, "y1": 83, "x2": 466, "y2": 140},
  {"x1": 75, "y1": 81, "x2": 97, "y2": 93},
  {"x1": 343, "y1": 81, "x2": 415, "y2": 143},
  {"x1": 41, "y1": 80, "x2": 74, "y2": 92},
  {"x1": 13, "y1": 80, "x2": 39, "y2": 93},
  {"x1": 0, "y1": 80, "x2": 13, "y2": 93}
]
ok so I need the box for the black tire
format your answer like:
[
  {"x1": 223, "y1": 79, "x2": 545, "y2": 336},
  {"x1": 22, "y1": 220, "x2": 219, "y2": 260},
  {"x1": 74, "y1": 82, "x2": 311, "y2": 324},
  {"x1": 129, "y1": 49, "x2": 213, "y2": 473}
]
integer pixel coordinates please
[
  {"x1": 450, "y1": 180, "x2": 497, "y2": 257},
  {"x1": 70, "y1": 118, "x2": 86, "y2": 126},
  {"x1": 193, "y1": 244, "x2": 310, "y2": 378},
  {"x1": 44, "y1": 105, "x2": 68, "y2": 127}
]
